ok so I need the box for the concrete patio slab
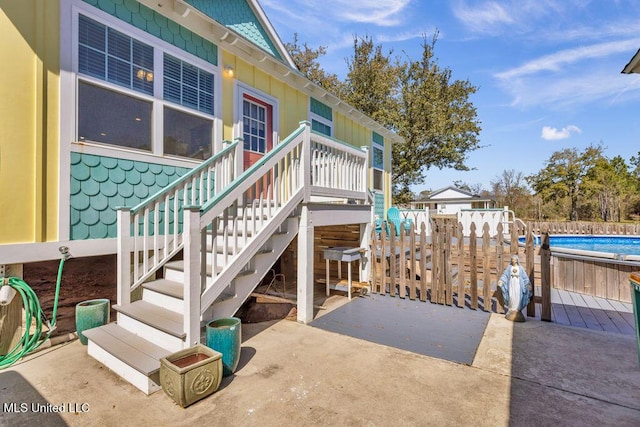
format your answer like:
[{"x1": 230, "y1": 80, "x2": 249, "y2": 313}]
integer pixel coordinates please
[{"x1": 1, "y1": 312, "x2": 639, "y2": 426}]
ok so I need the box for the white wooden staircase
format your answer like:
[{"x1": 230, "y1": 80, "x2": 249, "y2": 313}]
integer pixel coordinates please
[{"x1": 82, "y1": 122, "x2": 370, "y2": 394}]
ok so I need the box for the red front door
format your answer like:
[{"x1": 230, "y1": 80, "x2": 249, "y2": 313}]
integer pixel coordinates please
[
  {"x1": 242, "y1": 94, "x2": 273, "y2": 170},
  {"x1": 242, "y1": 94, "x2": 273, "y2": 199}
]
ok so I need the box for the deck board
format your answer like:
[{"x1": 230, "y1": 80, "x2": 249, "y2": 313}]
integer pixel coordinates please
[
  {"x1": 607, "y1": 299, "x2": 633, "y2": 313},
  {"x1": 551, "y1": 303, "x2": 571, "y2": 326},
  {"x1": 556, "y1": 289, "x2": 575, "y2": 306},
  {"x1": 592, "y1": 295, "x2": 617, "y2": 311},
  {"x1": 545, "y1": 289, "x2": 635, "y2": 335},
  {"x1": 562, "y1": 303, "x2": 587, "y2": 328},
  {"x1": 575, "y1": 306, "x2": 603, "y2": 331},
  {"x1": 605, "y1": 310, "x2": 636, "y2": 335},
  {"x1": 580, "y1": 294, "x2": 603, "y2": 310},
  {"x1": 588, "y1": 307, "x2": 623, "y2": 333},
  {"x1": 619, "y1": 311, "x2": 637, "y2": 330}
]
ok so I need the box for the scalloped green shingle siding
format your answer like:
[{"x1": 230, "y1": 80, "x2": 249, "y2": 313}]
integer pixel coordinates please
[
  {"x1": 70, "y1": 153, "x2": 191, "y2": 240},
  {"x1": 82, "y1": 0, "x2": 217, "y2": 65},
  {"x1": 185, "y1": 0, "x2": 281, "y2": 60},
  {"x1": 375, "y1": 192, "x2": 385, "y2": 220},
  {"x1": 310, "y1": 98, "x2": 332, "y2": 121}
]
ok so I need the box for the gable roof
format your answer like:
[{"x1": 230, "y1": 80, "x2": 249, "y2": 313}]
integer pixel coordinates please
[
  {"x1": 427, "y1": 186, "x2": 474, "y2": 199},
  {"x1": 184, "y1": 0, "x2": 296, "y2": 68},
  {"x1": 622, "y1": 48, "x2": 640, "y2": 74},
  {"x1": 157, "y1": 0, "x2": 403, "y2": 145}
]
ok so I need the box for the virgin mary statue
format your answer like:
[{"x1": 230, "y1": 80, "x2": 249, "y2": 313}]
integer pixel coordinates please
[{"x1": 498, "y1": 255, "x2": 532, "y2": 322}]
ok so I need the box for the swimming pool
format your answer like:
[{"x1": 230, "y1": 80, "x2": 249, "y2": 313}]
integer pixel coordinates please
[{"x1": 520, "y1": 235, "x2": 640, "y2": 257}]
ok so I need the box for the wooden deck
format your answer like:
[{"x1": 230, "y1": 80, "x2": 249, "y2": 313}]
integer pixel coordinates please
[{"x1": 546, "y1": 288, "x2": 636, "y2": 335}]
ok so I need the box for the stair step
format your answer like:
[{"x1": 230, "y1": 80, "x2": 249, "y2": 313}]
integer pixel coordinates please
[
  {"x1": 83, "y1": 323, "x2": 170, "y2": 376},
  {"x1": 207, "y1": 241, "x2": 245, "y2": 254},
  {"x1": 114, "y1": 301, "x2": 186, "y2": 340},
  {"x1": 83, "y1": 323, "x2": 172, "y2": 395},
  {"x1": 164, "y1": 260, "x2": 223, "y2": 277},
  {"x1": 142, "y1": 279, "x2": 183, "y2": 300},
  {"x1": 165, "y1": 260, "x2": 255, "y2": 278}
]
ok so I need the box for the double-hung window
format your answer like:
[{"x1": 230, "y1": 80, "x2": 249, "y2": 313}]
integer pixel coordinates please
[
  {"x1": 163, "y1": 54, "x2": 214, "y2": 159},
  {"x1": 309, "y1": 97, "x2": 332, "y2": 137},
  {"x1": 75, "y1": 13, "x2": 217, "y2": 160},
  {"x1": 372, "y1": 132, "x2": 385, "y2": 191}
]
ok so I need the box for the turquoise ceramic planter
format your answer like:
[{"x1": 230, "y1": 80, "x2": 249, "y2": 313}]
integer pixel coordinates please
[
  {"x1": 75, "y1": 298, "x2": 110, "y2": 345},
  {"x1": 205, "y1": 317, "x2": 241, "y2": 377}
]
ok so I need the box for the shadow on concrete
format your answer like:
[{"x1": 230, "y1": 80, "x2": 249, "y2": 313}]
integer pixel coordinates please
[
  {"x1": 236, "y1": 346, "x2": 257, "y2": 372},
  {"x1": 508, "y1": 316, "x2": 640, "y2": 425},
  {"x1": 0, "y1": 371, "x2": 68, "y2": 426}
]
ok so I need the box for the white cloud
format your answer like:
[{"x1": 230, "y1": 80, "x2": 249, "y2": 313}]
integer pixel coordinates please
[
  {"x1": 261, "y1": 0, "x2": 411, "y2": 27},
  {"x1": 541, "y1": 125, "x2": 582, "y2": 140},
  {"x1": 377, "y1": 30, "x2": 426, "y2": 44},
  {"x1": 496, "y1": 39, "x2": 640, "y2": 80},
  {"x1": 338, "y1": 0, "x2": 412, "y2": 26},
  {"x1": 496, "y1": 62, "x2": 640, "y2": 110},
  {"x1": 534, "y1": 19, "x2": 640, "y2": 44},
  {"x1": 452, "y1": 1, "x2": 515, "y2": 34}
]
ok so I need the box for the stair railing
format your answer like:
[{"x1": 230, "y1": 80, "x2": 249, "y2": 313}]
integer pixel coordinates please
[
  {"x1": 182, "y1": 122, "x2": 370, "y2": 345},
  {"x1": 117, "y1": 141, "x2": 241, "y2": 306},
  {"x1": 309, "y1": 131, "x2": 369, "y2": 200},
  {"x1": 181, "y1": 122, "x2": 308, "y2": 344}
]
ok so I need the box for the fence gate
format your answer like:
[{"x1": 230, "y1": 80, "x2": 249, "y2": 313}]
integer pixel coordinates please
[{"x1": 370, "y1": 218, "x2": 546, "y2": 317}]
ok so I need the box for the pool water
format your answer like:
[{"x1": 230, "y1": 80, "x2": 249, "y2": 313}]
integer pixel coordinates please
[{"x1": 521, "y1": 235, "x2": 640, "y2": 255}]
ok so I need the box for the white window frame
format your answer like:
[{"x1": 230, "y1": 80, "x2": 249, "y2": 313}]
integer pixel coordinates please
[
  {"x1": 59, "y1": 0, "x2": 222, "y2": 238},
  {"x1": 372, "y1": 139, "x2": 385, "y2": 191},
  {"x1": 62, "y1": 0, "x2": 222, "y2": 159},
  {"x1": 233, "y1": 82, "x2": 279, "y2": 146},
  {"x1": 309, "y1": 104, "x2": 333, "y2": 137}
]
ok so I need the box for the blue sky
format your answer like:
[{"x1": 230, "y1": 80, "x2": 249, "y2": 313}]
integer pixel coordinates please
[{"x1": 260, "y1": 0, "x2": 640, "y2": 194}]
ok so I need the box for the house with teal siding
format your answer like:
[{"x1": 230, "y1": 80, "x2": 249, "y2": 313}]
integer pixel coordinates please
[{"x1": 0, "y1": 0, "x2": 400, "y2": 394}]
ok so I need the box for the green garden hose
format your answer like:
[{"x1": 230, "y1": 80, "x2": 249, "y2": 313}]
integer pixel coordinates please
[{"x1": 0, "y1": 247, "x2": 69, "y2": 369}]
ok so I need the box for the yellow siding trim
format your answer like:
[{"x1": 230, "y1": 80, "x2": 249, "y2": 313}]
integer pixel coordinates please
[
  {"x1": 221, "y1": 51, "x2": 236, "y2": 141},
  {"x1": 0, "y1": 1, "x2": 60, "y2": 244}
]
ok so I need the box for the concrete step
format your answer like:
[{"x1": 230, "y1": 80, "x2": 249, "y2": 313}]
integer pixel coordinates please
[
  {"x1": 83, "y1": 323, "x2": 172, "y2": 395},
  {"x1": 114, "y1": 301, "x2": 185, "y2": 352}
]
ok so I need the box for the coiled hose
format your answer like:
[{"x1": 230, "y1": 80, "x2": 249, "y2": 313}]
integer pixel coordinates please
[{"x1": 0, "y1": 248, "x2": 69, "y2": 369}]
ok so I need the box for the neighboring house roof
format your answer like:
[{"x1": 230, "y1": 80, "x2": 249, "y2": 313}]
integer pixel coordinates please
[
  {"x1": 417, "y1": 197, "x2": 495, "y2": 204},
  {"x1": 413, "y1": 186, "x2": 495, "y2": 204},
  {"x1": 184, "y1": 0, "x2": 296, "y2": 68},
  {"x1": 427, "y1": 186, "x2": 474, "y2": 200},
  {"x1": 622, "y1": 48, "x2": 640, "y2": 74}
]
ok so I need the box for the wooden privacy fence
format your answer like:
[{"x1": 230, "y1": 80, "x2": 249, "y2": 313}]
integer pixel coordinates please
[{"x1": 370, "y1": 216, "x2": 552, "y2": 320}]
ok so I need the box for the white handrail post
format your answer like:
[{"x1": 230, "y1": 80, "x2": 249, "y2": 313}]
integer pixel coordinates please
[
  {"x1": 300, "y1": 121, "x2": 312, "y2": 202},
  {"x1": 117, "y1": 207, "x2": 132, "y2": 306},
  {"x1": 234, "y1": 137, "x2": 244, "y2": 182},
  {"x1": 360, "y1": 145, "x2": 369, "y2": 196},
  {"x1": 234, "y1": 137, "x2": 244, "y2": 207},
  {"x1": 183, "y1": 206, "x2": 202, "y2": 347}
]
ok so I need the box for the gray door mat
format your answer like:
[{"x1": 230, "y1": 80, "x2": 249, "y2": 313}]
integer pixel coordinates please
[{"x1": 310, "y1": 293, "x2": 490, "y2": 365}]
